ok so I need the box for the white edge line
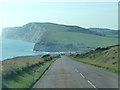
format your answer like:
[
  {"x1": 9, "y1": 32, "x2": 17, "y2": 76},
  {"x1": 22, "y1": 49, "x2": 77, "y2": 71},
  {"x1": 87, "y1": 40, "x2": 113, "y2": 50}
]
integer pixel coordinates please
[
  {"x1": 88, "y1": 80, "x2": 96, "y2": 88},
  {"x1": 75, "y1": 69, "x2": 79, "y2": 72}
]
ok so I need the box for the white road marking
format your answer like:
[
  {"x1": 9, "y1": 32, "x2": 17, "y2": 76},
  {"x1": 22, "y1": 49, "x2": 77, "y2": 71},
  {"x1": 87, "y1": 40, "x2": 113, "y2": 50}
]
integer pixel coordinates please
[
  {"x1": 88, "y1": 80, "x2": 96, "y2": 88},
  {"x1": 80, "y1": 73, "x2": 85, "y2": 78},
  {"x1": 75, "y1": 69, "x2": 79, "y2": 72},
  {"x1": 75, "y1": 68, "x2": 97, "y2": 88}
]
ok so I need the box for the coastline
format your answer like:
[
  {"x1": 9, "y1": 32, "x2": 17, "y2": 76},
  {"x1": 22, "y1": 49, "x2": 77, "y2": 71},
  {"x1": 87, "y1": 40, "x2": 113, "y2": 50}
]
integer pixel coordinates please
[
  {"x1": 1, "y1": 38, "x2": 35, "y2": 61},
  {"x1": 1, "y1": 51, "x2": 67, "y2": 61}
]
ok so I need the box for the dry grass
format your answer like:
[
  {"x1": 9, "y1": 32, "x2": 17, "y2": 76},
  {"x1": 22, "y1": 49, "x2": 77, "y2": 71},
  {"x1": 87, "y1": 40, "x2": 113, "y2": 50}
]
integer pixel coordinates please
[
  {"x1": 2, "y1": 55, "x2": 43, "y2": 76},
  {"x1": 2, "y1": 54, "x2": 60, "y2": 88},
  {"x1": 70, "y1": 45, "x2": 119, "y2": 74}
]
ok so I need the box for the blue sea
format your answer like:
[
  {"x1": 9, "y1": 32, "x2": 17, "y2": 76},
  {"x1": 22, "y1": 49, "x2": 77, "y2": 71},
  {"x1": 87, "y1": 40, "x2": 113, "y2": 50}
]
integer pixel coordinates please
[
  {"x1": 0, "y1": 37, "x2": 67, "y2": 61},
  {"x1": 0, "y1": 38, "x2": 44, "y2": 61}
]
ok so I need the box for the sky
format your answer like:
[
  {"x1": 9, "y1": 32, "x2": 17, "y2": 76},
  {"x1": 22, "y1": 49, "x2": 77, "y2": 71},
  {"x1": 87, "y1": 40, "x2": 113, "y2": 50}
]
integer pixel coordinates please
[{"x1": 0, "y1": 1, "x2": 118, "y2": 31}]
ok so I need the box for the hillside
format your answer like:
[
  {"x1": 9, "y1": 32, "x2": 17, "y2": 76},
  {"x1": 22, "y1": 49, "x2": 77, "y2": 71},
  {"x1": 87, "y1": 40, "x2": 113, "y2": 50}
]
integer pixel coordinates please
[
  {"x1": 2, "y1": 22, "x2": 104, "y2": 43},
  {"x1": 2, "y1": 22, "x2": 118, "y2": 52},
  {"x1": 89, "y1": 28, "x2": 119, "y2": 38},
  {"x1": 70, "y1": 45, "x2": 119, "y2": 73}
]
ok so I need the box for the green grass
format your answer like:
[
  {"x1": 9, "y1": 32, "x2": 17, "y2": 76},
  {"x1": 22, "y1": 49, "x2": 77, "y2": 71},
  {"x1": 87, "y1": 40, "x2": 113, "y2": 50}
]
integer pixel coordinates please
[
  {"x1": 47, "y1": 30, "x2": 118, "y2": 48},
  {"x1": 70, "y1": 57, "x2": 118, "y2": 74},
  {"x1": 2, "y1": 55, "x2": 59, "y2": 88}
]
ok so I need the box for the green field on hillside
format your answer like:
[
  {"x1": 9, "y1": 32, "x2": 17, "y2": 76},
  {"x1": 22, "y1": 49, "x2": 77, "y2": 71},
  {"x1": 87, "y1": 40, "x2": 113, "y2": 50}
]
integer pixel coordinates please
[{"x1": 47, "y1": 30, "x2": 118, "y2": 48}]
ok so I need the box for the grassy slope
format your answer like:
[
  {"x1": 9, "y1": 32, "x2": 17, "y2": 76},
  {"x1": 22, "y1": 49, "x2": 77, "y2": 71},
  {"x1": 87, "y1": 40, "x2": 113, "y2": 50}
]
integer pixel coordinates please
[
  {"x1": 47, "y1": 30, "x2": 118, "y2": 48},
  {"x1": 69, "y1": 45, "x2": 119, "y2": 74},
  {"x1": 95, "y1": 31, "x2": 118, "y2": 37},
  {"x1": 88, "y1": 28, "x2": 118, "y2": 37},
  {"x1": 2, "y1": 55, "x2": 60, "y2": 88}
]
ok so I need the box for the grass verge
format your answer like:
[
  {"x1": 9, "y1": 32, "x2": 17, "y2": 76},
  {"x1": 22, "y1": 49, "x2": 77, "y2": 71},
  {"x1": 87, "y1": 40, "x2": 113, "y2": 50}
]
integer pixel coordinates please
[
  {"x1": 2, "y1": 55, "x2": 59, "y2": 88},
  {"x1": 69, "y1": 45, "x2": 119, "y2": 74},
  {"x1": 70, "y1": 56, "x2": 118, "y2": 74}
]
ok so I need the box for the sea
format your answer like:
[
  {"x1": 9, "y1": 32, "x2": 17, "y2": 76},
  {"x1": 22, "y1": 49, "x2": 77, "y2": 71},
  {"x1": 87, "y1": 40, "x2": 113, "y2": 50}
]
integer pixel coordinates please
[
  {"x1": 0, "y1": 37, "x2": 66, "y2": 61},
  {"x1": 0, "y1": 37, "x2": 45, "y2": 61}
]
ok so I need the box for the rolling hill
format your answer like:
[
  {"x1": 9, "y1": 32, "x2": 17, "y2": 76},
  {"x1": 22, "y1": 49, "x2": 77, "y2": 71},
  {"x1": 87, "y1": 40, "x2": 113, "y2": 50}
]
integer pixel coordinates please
[
  {"x1": 2, "y1": 22, "x2": 118, "y2": 52},
  {"x1": 89, "y1": 28, "x2": 119, "y2": 38}
]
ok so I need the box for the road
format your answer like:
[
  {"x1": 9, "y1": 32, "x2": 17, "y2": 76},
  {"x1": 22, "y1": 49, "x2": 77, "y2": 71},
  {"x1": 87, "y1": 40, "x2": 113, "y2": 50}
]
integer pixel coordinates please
[{"x1": 33, "y1": 56, "x2": 118, "y2": 88}]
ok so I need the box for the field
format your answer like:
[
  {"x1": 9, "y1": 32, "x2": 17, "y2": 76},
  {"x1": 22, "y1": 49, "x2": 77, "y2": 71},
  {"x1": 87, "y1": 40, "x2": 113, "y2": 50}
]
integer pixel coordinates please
[
  {"x1": 2, "y1": 54, "x2": 60, "y2": 88},
  {"x1": 47, "y1": 30, "x2": 118, "y2": 48}
]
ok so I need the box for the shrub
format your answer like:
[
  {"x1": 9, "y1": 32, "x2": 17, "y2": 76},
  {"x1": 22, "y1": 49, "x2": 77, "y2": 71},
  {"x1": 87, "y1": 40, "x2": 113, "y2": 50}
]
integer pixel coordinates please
[{"x1": 42, "y1": 54, "x2": 50, "y2": 58}]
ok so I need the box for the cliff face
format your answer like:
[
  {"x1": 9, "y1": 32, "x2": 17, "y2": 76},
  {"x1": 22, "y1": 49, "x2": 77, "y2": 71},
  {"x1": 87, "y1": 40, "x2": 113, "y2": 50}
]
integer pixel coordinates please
[
  {"x1": 33, "y1": 40, "x2": 83, "y2": 52},
  {"x1": 2, "y1": 22, "x2": 116, "y2": 52},
  {"x1": 2, "y1": 23, "x2": 49, "y2": 43},
  {"x1": 2, "y1": 22, "x2": 105, "y2": 43}
]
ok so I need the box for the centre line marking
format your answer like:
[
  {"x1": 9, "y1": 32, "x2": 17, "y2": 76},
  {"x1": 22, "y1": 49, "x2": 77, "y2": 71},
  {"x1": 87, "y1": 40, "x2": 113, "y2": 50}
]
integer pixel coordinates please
[
  {"x1": 87, "y1": 80, "x2": 96, "y2": 88},
  {"x1": 80, "y1": 73, "x2": 85, "y2": 78},
  {"x1": 75, "y1": 69, "x2": 79, "y2": 72}
]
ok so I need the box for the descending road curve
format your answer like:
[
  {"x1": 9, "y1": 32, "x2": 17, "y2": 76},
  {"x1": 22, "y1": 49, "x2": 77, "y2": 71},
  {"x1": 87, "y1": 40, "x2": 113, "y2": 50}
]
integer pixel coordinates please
[{"x1": 33, "y1": 56, "x2": 118, "y2": 88}]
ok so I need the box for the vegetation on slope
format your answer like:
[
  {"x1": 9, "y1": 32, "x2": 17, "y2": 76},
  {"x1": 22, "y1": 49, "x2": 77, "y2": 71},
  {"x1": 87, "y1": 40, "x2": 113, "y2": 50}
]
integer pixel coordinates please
[
  {"x1": 2, "y1": 54, "x2": 60, "y2": 88},
  {"x1": 47, "y1": 30, "x2": 118, "y2": 48},
  {"x1": 89, "y1": 28, "x2": 119, "y2": 38},
  {"x1": 34, "y1": 29, "x2": 118, "y2": 52},
  {"x1": 69, "y1": 45, "x2": 119, "y2": 74}
]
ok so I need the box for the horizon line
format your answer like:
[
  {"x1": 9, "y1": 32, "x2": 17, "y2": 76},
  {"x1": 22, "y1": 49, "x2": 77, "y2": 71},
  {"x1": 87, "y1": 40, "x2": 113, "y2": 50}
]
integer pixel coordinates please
[{"x1": 2, "y1": 21, "x2": 118, "y2": 30}]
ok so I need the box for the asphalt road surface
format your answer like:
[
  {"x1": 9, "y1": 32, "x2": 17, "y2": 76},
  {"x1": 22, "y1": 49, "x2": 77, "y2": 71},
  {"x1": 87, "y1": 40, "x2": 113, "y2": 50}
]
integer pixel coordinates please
[{"x1": 33, "y1": 56, "x2": 118, "y2": 88}]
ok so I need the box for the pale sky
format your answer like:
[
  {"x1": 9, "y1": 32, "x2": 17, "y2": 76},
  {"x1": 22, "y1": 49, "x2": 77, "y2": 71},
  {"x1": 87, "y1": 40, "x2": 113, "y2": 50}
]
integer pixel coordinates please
[{"x1": 0, "y1": 1, "x2": 118, "y2": 31}]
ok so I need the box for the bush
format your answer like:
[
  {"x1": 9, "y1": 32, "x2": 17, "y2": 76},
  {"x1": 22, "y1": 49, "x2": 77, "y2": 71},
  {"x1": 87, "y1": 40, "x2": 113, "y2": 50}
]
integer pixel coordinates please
[
  {"x1": 95, "y1": 47, "x2": 101, "y2": 51},
  {"x1": 42, "y1": 54, "x2": 50, "y2": 58}
]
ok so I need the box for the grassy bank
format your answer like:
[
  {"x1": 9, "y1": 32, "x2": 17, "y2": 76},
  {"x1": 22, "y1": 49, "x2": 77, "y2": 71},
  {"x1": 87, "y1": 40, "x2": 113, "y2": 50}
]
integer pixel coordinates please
[
  {"x1": 70, "y1": 57, "x2": 118, "y2": 74},
  {"x1": 2, "y1": 54, "x2": 60, "y2": 88},
  {"x1": 69, "y1": 45, "x2": 119, "y2": 74}
]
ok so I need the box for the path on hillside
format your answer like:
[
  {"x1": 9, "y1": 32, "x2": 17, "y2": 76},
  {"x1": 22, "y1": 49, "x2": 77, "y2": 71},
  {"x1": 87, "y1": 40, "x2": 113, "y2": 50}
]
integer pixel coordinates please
[{"x1": 33, "y1": 56, "x2": 118, "y2": 88}]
